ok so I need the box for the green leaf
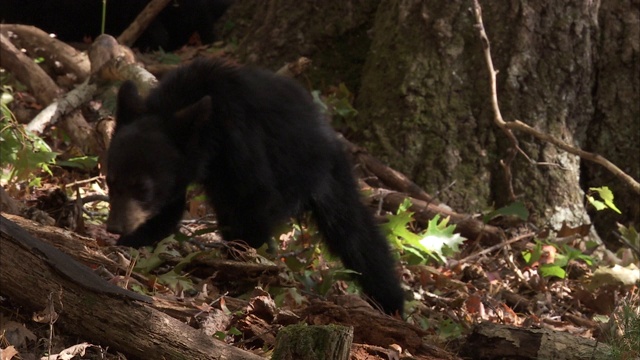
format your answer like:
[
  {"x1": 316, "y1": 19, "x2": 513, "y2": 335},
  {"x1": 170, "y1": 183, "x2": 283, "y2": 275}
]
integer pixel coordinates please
[
  {"x1": 382, "y1": 199, "x2": 421, "y2": 246},
  {"x1": 588, "y1": 187, "x2": 621, "y2": 214},
  {"x1": 522, "y1": 242, "x2": 542, "y2": 265},
  {"x1": 56, "y1": 156, "x2": 99, "y2": 171},
  {"x1": 1, "y1": 92, "x2": 14, "y2": 106},
  {"x1": 576, "y1": 253, "x2": 594, "y2": 266},
  {"x1": 134, "y1": 236, "x2": 180, "y2": 273},
  {"x1": 437, "y1": 318, "x2": 464, "y2": 340},
  {"x1": 12, "y1": 146, "x2": 58, "y2": 181},
  {"x1": 587, "y1": 195, "x2": 607, "y2": 211},
  {"x1": 0, "y1": 114, "x2": 58, "y2": 183},
  {"x1": 417, "y1": 215, "x2": 466, "y2": 261},
  {"x1": 553, "y1": 253, "x2": 569, "y2": 268},
  {"x1": 383, "y1": 210, "x2": 421, "y2": 243},
  {"x1": 398, "y1": 197, "x2": 412, "y2": 213},
  {"x1": 156, "y1": 271, "x2": 194, "y2": 292},
  {"x1": 402, "y1": 245, "x2": 427, "y2": 262},
  {"x1": 483, "y1": 201, "x2": 529, "y2": 223},
  {"x1": 539, "y1": 264, "x2": 566, "y2": 279}
]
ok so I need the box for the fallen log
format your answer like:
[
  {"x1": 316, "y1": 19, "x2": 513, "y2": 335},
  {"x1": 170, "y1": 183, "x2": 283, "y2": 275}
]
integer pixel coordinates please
[
  {"x1": 460, "y1": 322, "x2": 610, "y2": 360},
  {"x1": 0, "y1": 214, "x2": 264, "y2": 360}
]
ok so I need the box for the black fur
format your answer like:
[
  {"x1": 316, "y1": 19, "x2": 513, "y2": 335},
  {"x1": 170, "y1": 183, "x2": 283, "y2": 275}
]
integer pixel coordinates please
[{"x1": 106, "y1": 59, "x2": 404, "y2": 314}]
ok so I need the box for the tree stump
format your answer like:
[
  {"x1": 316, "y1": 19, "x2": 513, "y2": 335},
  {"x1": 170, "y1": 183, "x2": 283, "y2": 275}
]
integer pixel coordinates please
[{"x1": 272, "y1": 324, "x2": 354, "y2": 360}]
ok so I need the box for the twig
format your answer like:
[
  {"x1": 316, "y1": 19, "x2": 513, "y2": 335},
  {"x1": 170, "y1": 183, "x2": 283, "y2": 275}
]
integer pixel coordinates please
[
  {"x1": 507, "y1": 119, "x2": 640, "y2": 194},
  {"x1": 65, "y1": 176, "x2": 103, "y2": 188},
  {"x1": 459, "y1": 232, "x2": 535, "y2": 263},
  {"x1": 471, "y1": 0, "x2": 640, "y2": 195}
]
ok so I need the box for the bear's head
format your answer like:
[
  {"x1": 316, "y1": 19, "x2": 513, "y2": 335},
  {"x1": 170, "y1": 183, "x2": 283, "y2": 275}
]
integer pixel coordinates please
[{"x1": 105, "y1": 81, "x2": 211, "y2": 236}]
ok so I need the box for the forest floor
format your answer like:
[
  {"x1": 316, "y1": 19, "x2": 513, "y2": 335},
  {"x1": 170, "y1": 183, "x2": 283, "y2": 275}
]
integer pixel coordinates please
[{"x1": 1, "y1": 146, "x2": 638, "y2": 360}]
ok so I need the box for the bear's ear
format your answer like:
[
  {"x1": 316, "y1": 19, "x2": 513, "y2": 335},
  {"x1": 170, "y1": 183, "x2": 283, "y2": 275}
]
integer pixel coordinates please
[
  {"x1": 172, "y1": 95, "x2": 212, "y2": 147},
  {"x1": 116, "y1": 81, "x2": 145, "y2": 128},
  {"x1": 174, "y1": 95, "x2": 212, "y2": 126}
]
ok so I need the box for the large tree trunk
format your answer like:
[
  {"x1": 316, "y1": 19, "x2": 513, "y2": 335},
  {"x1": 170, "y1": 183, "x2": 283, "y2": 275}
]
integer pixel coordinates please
[
  {"x1": 355, "y1": 0, "x2": 616, "y2": 233},
  {"x1": 221, "y1": 0, "x2": 639, "y2": 241},
  {"x1": 486, "y1": 0, "x2": 598, "y2": 227},
  {"x1": 356, "y1": 0, "x2": 495, "y2": 213},
  {"x1": 217, "y1": 0, "x2": 380, "y2": 91},
  {"x1": 585, "y1": 0, "x2": 640, "y2": 248}
]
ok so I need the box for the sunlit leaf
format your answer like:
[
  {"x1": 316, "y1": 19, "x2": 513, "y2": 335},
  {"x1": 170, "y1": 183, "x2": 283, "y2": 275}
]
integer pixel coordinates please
[
  {"x1": 418, "y1": 215, "x2": 466, "y2": 261},
  {"x1": 588, "y1": 186, "x2": 621, "y2": 214},
  {"x1": 587, "y1": 195, "x2": 607, "y2": 211},
  {"x1": 539, "y1": 264, "x2": 566, "y2": 279}
]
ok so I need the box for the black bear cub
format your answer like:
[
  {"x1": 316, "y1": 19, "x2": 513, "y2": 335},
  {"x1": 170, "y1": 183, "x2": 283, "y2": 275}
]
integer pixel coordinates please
[{"x1": 106, "y1": 59, "x2": 404, "y2": 315}]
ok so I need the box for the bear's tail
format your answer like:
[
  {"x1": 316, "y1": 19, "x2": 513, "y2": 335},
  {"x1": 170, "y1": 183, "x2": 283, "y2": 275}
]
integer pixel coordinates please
[{"x1": 309, "y1": 156, "x2": 404, "y2": 315}]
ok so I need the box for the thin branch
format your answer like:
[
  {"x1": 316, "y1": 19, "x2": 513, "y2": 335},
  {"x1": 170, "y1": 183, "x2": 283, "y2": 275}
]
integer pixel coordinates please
[
  {"x1": 508, "y1": 119, "x2": 640, "y2": 194},
  {"x1": 471, "y1": 0, "x2": 640, "y2": 195},
  {"x1": 471, "y1": 2, "x2": 520, "y2": 201},
  {"x1": 459, "y1": 232, "x2": 535, "y2": 263}
]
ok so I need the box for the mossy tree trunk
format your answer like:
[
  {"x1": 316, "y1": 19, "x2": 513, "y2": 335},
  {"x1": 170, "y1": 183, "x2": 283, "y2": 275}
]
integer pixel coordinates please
[
  {"x1": 218, "y1": 0, "x2": 380, "y2": 91},
  {"x1": 221, "y1": 0, "x2": 639, "y2": 242},
  {"x1": 356, "y1": 0, "x2": 497, "y2": 214},
  {"x1": 584, "y1": 0, "x2": 639, "y2": 248},
  {"x1": 356, "y1": 0, "x2": 621, "y2": 233}
]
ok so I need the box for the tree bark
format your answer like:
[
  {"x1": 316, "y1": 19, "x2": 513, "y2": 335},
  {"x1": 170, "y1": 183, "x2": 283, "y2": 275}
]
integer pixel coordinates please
[
  {"x1": 584, "y1": 0, "x2": 640, "y2": 248},
  {"x1": 218, "y1": 0, "x2": 380, "y2": 91},
  {"x1": 355, "y1": 0, "x2": 616, "y2": 236},
  {"x1": 356, "y1": 1, "x2": 494, "y2": 213},
  {"x1": 272, "y1": 324, "x2": 353, "y2": 360}
]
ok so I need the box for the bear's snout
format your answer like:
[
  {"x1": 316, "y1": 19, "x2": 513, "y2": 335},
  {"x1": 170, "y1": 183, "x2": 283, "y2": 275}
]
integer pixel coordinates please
[
  {"x1": 106, "y1": 219, "x2": 123, "y2": 234},
  {"x1": 106, "y1": 198, "x2": 151, "y2": 235}
]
